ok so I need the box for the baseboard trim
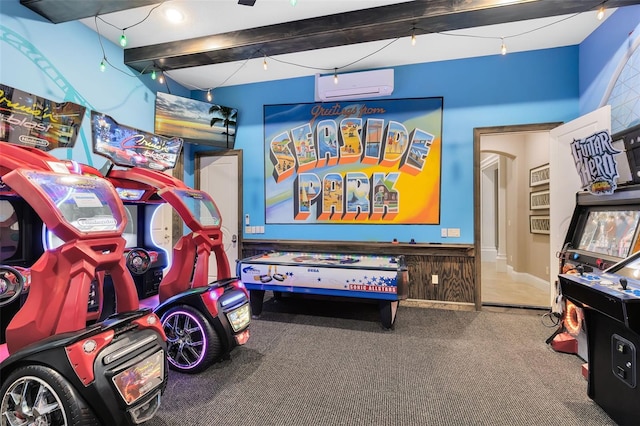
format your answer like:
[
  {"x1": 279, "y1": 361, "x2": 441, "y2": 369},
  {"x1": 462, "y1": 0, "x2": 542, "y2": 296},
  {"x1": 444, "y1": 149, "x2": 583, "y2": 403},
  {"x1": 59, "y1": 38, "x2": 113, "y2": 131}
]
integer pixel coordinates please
[
  {"x1": 507, "y1": 265, "x2": 550, "y2": 292},
  {"x1": 404, "y1": 299, "x2": 476, "y2": 311}
]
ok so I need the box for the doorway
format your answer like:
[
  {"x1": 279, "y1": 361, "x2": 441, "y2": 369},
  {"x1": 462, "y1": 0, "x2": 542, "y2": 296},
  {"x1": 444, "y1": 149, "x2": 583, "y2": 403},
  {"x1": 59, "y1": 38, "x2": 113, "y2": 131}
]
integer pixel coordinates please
[
  {"x1": 195, "y1": 150, "x2": 243, "y2": 282},
  {"x1": 474, "y1": 123, "x2": 561, "y2": 309}
]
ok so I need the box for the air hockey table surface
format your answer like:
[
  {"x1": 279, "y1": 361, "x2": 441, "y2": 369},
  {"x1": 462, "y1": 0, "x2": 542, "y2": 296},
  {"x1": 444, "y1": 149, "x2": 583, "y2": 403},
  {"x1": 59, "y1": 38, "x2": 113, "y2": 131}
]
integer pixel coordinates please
[{"x1": 237, "y1": 251, "x2": 408, "y2": 328}]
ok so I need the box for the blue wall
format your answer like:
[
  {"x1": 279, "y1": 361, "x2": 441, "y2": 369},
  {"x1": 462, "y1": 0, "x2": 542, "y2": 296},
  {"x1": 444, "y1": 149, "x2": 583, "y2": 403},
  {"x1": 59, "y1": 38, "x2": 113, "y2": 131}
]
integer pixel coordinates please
[
  {"x1": 0, "y1": 0, "x2": 188, "y2": 168},
  {"x1": 208, "y1": 48, "x2": 579, "y2": 243},
  {"x1": 3, "y1": 0, "x2": 635, "y2": 244}
]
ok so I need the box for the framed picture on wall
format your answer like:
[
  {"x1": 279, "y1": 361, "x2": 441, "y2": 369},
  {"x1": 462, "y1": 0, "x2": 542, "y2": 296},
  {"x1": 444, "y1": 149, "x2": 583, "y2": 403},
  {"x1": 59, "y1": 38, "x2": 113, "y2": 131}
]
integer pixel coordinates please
[
  {"x1": 530, "y1": 215, "x2": 550, "y2": 234},
  {"x1": 263, "y1": 97, "x2": 444, "y2": 225},
  {"x1": 529, "y1": 190, "x2": 550, "y2": 210},
  {"x1": 529, "y1": 163, "x2": 550, "y2": 187}
]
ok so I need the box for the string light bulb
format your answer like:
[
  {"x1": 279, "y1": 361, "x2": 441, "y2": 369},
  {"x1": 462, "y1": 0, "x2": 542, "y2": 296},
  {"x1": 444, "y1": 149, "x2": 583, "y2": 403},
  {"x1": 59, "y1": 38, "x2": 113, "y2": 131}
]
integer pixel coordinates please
[
  {"x1": 263, "y1": 55, "x2": 268, "y2": 71},
  {"x1": 119, "y1": 31, "x2": 127, "y2": 47},
  {"x1": 151, "y1": 69, "x2": 157, "y2": 80},
  {"x1": 411, "y1": 26, "x2": 416, "y2": 46},
  {"x1": 164, "y1": 7, "x2": 184, "y2": 23},
  {"x1": 206, "y1": 90, "x2": 212, "y2": 102},
  {"x1": 333, "y1": 68, "x2": 338, "y2": 85},
  {"x1": 596, "y1": 6, "x2": 605, "y2": 20},
  {"x1": 500, "y1": 37, "x2": 507, "y2": 55},
  {"x1": 100, "y1": 58, "x2": 106, "y2": 72},
  {"x1": 158, "y1": 71, "x2": 164, "y2": 84}
]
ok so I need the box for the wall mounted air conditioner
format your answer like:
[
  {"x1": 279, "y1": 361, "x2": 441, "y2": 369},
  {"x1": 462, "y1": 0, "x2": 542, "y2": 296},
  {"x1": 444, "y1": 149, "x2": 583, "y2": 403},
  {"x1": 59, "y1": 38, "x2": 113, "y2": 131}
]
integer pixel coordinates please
[{"x1": 314, "y1": 69, "x2": 394, "y2": 102}]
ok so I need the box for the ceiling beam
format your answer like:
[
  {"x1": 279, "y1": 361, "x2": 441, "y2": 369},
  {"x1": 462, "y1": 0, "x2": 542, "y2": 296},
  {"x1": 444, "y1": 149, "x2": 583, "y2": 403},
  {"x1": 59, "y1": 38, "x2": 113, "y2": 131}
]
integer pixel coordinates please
[
  {"x1": 123, "y1": 0, "x2": 640, "y2": 74},
  {"x1": 19, "y1": 0, "x2": 162, "y2": 24}
]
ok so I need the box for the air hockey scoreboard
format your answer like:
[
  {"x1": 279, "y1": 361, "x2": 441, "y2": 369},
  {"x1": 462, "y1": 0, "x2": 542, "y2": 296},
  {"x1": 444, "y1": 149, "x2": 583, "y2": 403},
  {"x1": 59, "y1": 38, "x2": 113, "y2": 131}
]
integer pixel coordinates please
[
  {"x1": 559, "y1": 251, "x2": 640, "y2": 425},
  {"x1": 237, "y1": 251, "x2": 408, "y2": 328}
]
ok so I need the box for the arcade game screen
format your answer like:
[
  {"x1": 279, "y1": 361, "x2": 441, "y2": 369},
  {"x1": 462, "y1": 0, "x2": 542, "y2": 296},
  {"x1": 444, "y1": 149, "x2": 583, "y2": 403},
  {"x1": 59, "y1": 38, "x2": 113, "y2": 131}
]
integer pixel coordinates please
[
  {"x1": 0, "y1": 200, "x2": 19, "y2": 262},
  {"x1": 0, "y1": 199, "x2": 42, "y2": 267},
  {"x1": 605, "y1": 250, "x2": 640, "y2": 280},
  {"x1": 576, "y1": 210, "x2": 640, "y2": 258}
]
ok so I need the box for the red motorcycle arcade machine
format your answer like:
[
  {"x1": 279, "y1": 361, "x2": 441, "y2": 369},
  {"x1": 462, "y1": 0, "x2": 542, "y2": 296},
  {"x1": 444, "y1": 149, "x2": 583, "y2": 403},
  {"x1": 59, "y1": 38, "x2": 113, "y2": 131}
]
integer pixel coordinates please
[
  {"x1": 91, "y1": 112, "x2": 250, "y2": 374},
  {"x1": 555, "y1": 124, "x2": 640, "y2": 425},
  {"x1": 0, "y1": 143, "x2": 167, "y2": 425}
]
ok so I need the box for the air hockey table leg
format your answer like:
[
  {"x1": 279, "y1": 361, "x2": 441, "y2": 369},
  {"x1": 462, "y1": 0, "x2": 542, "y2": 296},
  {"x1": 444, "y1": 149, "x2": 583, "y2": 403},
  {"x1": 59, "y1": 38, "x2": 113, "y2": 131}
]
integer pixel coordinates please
[
  {"x1": 250, "y1": 289, "x2": 265, "y2": 318},
  {"x1": 379, "y1": 300, "x2": 399, "y2": 329}
]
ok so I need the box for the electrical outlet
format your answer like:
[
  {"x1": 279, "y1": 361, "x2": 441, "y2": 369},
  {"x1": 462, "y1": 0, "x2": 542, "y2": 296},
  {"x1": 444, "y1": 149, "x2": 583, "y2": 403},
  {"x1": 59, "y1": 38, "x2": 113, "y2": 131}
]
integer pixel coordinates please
[
  {"x1": 441, "y1": 228, "x2": 448, "y2": 237},
  {"x1": 447, "y1": 228, "x2": 460, "y2": 238},
  {"x1": 432, "y1": 274, "x2": 439, "y2": 284}
]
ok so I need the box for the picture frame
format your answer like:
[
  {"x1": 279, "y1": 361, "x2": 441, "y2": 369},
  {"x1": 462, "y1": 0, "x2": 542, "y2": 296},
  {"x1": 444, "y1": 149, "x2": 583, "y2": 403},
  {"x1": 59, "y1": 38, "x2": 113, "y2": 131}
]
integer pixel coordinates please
[
  {"x1": 263, "y1": 97, "x2": 443, "y2": 224},
  {"x1": 530, "y1": 215, "x2": 550, "y2": 234},
  {"x1": 529, "y1": 189, "x2": 550, "y2": 210},
  {"x1": 155, "y1": 92, "x2": 237, "y2": 149},
  {"x1": 529, "y1": 163, "x2": 550, "y2": 187}
]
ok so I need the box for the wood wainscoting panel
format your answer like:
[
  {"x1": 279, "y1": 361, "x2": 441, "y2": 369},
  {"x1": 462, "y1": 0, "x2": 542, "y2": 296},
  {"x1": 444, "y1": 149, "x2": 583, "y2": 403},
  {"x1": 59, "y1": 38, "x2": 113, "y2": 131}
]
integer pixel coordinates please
[
  {"x1": 407, "y1": 255, "x2": 475, "y2": 303},
  {"x1": 241, "y1": 240, "x2": 477, "y2": 308}
]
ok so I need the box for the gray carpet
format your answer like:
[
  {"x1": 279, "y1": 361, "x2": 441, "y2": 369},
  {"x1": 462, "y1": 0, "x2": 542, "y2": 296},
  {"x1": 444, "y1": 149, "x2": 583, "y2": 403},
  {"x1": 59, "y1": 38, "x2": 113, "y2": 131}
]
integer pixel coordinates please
[{"x1": 146, "y1": 295, "x2": 615, "y2": 426}]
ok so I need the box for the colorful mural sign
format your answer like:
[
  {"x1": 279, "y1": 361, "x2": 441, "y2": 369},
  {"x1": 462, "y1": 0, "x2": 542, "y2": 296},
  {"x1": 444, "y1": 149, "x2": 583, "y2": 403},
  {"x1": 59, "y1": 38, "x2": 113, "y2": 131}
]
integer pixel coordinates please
[
  {"x1": 91, "y1": 111, "x2": 183, "y2": 171},
  {"x1": 0, "y1": 84, "x2": 86, "y2": 150},
  {"x1": 264, "y1": 98, "x2": 443, "y2": 224},
  {"x1": 571, "y1": 129, "x2": 620, "y2": 195}
]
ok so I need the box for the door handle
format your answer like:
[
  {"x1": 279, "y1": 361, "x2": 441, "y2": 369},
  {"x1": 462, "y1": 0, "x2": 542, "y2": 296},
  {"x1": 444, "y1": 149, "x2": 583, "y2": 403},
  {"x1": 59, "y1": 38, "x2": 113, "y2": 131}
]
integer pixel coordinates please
[{"x1": 232, "y1": 234, "x2": 237, "y2": 243}]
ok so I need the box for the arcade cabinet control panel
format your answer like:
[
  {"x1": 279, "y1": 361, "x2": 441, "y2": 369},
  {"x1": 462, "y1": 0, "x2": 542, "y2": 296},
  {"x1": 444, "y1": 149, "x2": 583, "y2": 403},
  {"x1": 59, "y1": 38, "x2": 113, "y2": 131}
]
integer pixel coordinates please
[{"x1": 559, "y1": 270, "x2": 640, "y2": 389}]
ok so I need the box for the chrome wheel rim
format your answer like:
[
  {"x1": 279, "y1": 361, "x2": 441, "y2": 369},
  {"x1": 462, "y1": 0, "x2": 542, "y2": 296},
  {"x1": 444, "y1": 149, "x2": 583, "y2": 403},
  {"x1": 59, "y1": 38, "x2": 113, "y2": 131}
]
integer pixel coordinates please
[
  {"x1": 1, "y1": 376, "x2": 67, "y2": 426},
  {"x1": 162, "y1": 310, "x2": 207, "y2": 370}
]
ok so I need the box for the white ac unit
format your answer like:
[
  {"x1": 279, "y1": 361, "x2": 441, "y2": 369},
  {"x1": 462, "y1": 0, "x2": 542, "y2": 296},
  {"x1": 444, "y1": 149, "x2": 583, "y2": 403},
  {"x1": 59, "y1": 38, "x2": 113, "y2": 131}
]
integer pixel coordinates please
[{"x1": 314, "y1": 68, "x2": 394, "y2": 102}]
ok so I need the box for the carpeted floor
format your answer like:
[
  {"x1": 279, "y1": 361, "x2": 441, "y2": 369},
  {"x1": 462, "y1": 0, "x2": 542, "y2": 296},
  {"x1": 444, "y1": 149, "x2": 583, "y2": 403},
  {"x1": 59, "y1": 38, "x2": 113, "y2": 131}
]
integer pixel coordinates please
[{"x1": 146, "y1": 294, "x2": 616, "y2": 426}]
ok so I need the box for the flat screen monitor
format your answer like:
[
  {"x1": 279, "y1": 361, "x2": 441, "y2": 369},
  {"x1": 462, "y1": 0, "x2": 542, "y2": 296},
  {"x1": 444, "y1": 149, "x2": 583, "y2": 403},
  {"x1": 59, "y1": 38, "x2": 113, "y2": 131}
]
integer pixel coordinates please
[
  {"x1": 154, "y1": 92, "x2": 237, "y2": 149},
  {"x1": 0, "y1": 199, "x2": 42, "y2": 266},
  {"x1": 576, "y1": 210, "x2": 640, "y2": 258},
  {"x1": 0, "y1": 200, "x2": 20, "y2": 262}
]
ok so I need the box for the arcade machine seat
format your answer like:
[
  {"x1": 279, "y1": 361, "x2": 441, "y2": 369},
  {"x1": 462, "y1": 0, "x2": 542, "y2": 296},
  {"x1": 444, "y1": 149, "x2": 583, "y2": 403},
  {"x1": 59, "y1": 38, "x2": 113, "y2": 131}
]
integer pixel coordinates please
[{"x1": 0, "y1": 143, "x2": 168, "y2": 425}]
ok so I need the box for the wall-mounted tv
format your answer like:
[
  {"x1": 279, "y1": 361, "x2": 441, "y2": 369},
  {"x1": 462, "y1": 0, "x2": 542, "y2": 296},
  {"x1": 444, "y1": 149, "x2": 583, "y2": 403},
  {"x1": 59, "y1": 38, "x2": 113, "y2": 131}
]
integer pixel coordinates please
[{"x1": 154, "y1": 92, "x2": 237, "y2": 149}]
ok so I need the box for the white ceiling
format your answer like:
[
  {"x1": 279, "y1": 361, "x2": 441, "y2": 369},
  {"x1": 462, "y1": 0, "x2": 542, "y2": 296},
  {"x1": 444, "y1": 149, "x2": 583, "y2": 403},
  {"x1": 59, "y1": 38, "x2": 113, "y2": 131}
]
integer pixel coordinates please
[{"x1": 80, "y1": 0, "x2": 613, "y2": 92}]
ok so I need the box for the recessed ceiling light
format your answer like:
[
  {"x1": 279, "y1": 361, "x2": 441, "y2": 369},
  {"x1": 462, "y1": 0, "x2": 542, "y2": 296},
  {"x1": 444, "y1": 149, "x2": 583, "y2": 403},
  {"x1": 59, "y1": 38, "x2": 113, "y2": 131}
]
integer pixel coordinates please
[{"x1": 164, "y1": 7, "x2": 184, "y2": 23}]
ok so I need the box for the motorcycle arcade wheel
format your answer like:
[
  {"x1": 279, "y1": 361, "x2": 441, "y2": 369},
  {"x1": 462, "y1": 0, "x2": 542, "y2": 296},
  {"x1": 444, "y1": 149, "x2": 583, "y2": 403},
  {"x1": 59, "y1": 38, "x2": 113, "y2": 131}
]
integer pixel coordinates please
[
  {"x1": 125, "y1": 248, "x2": 151, "y2": 276},
  {"x1": 0, "y1": 266, "x2": 25, "y2": 307},
  {"x1": 161, "y1": 305, "x2": 222, "y2": 374},
  {"x1": 0, "y1": 365, "x2": 98, "y2": 426}
]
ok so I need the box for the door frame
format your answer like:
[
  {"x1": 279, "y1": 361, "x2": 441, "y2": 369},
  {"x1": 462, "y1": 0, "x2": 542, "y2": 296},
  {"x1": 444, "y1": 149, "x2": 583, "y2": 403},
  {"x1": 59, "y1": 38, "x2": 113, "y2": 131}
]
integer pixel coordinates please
[
  {"x1": 473, "y1": 122, "x2": 561, "y2": 310},
  {"x1": 194, "y1": 149, "x2": 244, "y2": 261}
]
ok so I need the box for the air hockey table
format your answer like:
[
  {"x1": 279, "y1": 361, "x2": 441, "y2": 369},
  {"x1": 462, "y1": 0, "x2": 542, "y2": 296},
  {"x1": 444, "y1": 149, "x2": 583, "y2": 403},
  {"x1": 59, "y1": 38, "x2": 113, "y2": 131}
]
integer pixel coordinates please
[{"x1": 237, "y1": 251, "x2": 408, "y2": 328}]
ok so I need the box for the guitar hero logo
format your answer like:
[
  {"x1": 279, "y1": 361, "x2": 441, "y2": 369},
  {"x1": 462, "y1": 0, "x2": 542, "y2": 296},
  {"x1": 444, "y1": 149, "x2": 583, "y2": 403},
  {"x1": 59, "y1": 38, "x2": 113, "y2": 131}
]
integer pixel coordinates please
[
  {"x1": 570, "y1": 130, "x2": 619, "y2": 195},
  {"x1": 268, "y1": 103, "x2": 435, "y2": 221}
]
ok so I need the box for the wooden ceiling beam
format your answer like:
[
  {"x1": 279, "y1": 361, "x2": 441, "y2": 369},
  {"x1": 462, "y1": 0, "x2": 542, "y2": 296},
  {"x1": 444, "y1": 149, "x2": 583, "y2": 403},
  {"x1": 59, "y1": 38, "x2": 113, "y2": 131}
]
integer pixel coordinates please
[{"x1": 123, "y1": 0, "x2": 640, "y2": 73}]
